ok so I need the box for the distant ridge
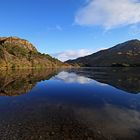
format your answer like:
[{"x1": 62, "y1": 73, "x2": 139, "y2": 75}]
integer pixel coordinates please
[
  {"x1": 66, "y1": 39, "x2": 140, "y2": 67},
  {"x1": 0, "y1": 37, "x2": 69, "y2": 69}
]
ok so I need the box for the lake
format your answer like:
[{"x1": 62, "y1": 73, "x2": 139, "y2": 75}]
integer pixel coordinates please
[{"x1": 0, "y1": 67, "x2": 140, "y2": 140}]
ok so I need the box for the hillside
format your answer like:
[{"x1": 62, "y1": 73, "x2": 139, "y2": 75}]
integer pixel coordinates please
[
  {"x1": 0, "y1": 37, "x2": 69, "y2": 69},
  {"x1": 66, "y1": 39, "x2": 140, "y2": 67}
]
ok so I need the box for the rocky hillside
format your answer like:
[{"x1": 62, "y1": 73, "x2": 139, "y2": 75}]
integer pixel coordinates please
[
  {"x1": 0, "y1": 37, "x2": 69, "y2": 69},
  {"x1": 66, "y1": 39, "x2": 140, "y2": 67}
]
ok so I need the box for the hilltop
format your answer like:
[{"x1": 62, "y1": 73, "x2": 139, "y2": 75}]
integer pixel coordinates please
[
  {"x1": 0, "y1": 37, "x2": 69, "y2": 69},
  {"x1": 66, "y1": 39, "x2": 140, "y2": 67}
]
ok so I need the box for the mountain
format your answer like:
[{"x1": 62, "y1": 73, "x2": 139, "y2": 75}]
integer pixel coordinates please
[
  {"x1": 66, "y1": 39, "x2": 140, "y2": 67},
  {"x1": 0, "y1": 37, "x2": 69, "y2": 69}
]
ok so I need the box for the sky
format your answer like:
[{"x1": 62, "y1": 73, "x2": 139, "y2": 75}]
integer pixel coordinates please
[{"x1": 0, "y1": 0, "x2": 140, "y2": 61}]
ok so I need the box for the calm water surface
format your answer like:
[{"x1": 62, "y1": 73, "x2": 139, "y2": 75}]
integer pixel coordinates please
[{"x1": 0, "y1": 67, "x2": 140, "y2": 140}]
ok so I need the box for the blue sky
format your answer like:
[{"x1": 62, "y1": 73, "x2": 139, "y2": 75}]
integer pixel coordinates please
[{"x1": 0, "y1": 0, "x2": 140, "y2": 61}]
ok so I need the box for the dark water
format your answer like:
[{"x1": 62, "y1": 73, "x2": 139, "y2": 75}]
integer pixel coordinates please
[{"x1": 0, "y1": 68, "x2": 140, "y2": 140}]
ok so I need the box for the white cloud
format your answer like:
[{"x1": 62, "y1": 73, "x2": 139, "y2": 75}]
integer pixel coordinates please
[
  {"x1": 75, "y1": 0, "x2": 140, "y2": 29},
  {"x1": 53, "y1": 71, "x2": 108, "y2": 86},
  {"x1": 52, "y1": 49, "x2": 92, "y2": 61},
  {"x1": 54, "y1": 71, "x2": 93, "y2": 84}
]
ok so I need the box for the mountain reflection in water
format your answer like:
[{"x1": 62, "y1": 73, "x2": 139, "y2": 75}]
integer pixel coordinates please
[
  {"x1": 0, "y1": 68, "x2": 140, "y2": 140},
  {"x1": 67, "y1": 67, "x2": 140, "y2": 94},
  {"x1": 0, "y1": 67, "x2": 139, "y2": 96},
  {"x1": 0, "y1": 69, "x2": 57, "y2": 96}
]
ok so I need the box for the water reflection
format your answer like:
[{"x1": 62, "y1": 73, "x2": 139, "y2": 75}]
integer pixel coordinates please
[
  {"x1": 75, "y1": 104, "x2": 140, "y2": 139},
  {"x1": 0, "y1": 69, "x2": 57, "y2": 96},
  {"x1": 0, "y1": 68, "x2": 140, "y2": 139},
  {"x1": 0, "y1": 67, "x2": 139, "y2": 96},
  {"x1": 68, "y1": 67, "x2": 140, "y2": 94},
  {"x1": 54, "y1": 71, "x2": 93, "y2": 84},
  {"x1": 1, "y1": 67, "x2": 139, "y2": 96}
]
